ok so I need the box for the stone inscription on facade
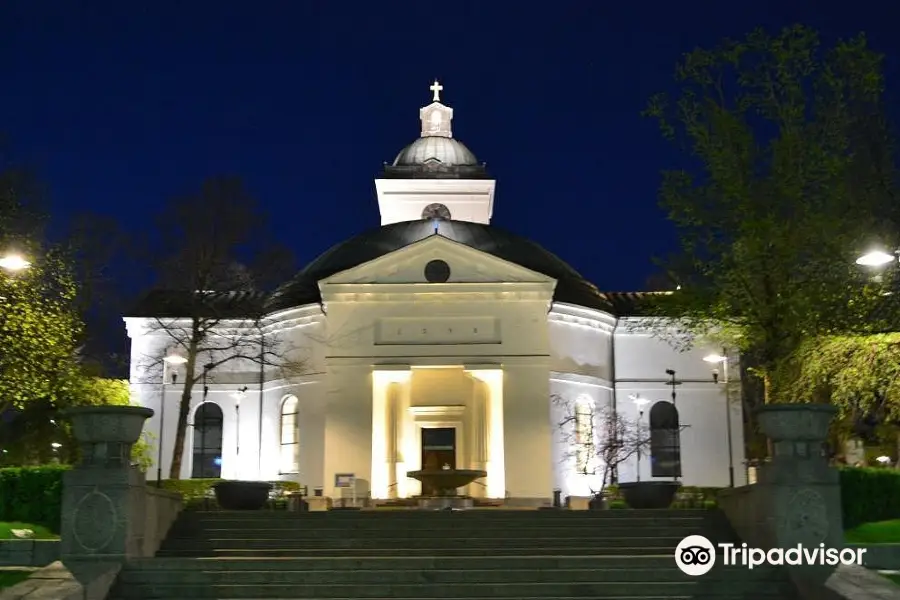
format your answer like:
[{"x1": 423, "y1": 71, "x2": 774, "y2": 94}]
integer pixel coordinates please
[{"x1": 374, "y1": 316, "x2": 500, "y2": 345}]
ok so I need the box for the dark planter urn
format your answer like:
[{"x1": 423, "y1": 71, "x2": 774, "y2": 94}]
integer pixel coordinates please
[
  {"x1": 588, "y1": 494, "x2": 609, "y2": 510},
  {"x1": 618, "y1": 481, "x2": 681, "y2": 509},
  {"x1": 213, "y1": 480, "x2": 273, "y2": 510}
]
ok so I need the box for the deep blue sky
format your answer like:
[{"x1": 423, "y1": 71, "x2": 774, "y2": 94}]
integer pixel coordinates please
[{"x1": 1, "y1": 0, "x2": 899, "y2": 299}]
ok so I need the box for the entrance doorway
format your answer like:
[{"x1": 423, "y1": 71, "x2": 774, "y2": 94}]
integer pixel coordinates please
[{"x1": 421, "y1": 427, "x2": 456, "y2": 494}]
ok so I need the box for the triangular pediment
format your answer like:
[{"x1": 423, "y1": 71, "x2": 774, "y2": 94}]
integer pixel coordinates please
[{"x1": 321, "y1": 235, "x2": 555, "y2": 286}]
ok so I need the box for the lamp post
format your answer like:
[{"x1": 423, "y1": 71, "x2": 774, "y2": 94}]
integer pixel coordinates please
[
  {"x1": 629, "y1": 394, "x2": 650, "y2": 482},
  {"x1": 704, "y1": 351, "x2": 734, "y2": 487},
  {"x1": 231, "y1": 386, "x2": 248, "y2": 480},
  {"x1": 156, "y1": 348, "x2": 187, "y2": 487}
]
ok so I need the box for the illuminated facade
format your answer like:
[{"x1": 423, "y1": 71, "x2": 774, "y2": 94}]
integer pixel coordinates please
[{"x1": 124, "y1": 82, "x2": 746, "y2": 506}]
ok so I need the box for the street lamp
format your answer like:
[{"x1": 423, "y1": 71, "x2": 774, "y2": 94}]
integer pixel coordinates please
[
  {"x1": 231, "y1": 386, "x2": 248, "y2": 480},
  {"x1": 704, "y1": 351, "x2": 735, "y2": 487},
  {"x1": 856, "y1": 249, "x2": 897, "y2": 267},
  {"x1": 156, "y1": 347, "x2": 187, "y2": 487},
  {"x1": 0, "y1": 253, "x2": 30, "y2": 272},
  {"x1": 629, "y1": 394, "x2": 650, "y2": 482}
]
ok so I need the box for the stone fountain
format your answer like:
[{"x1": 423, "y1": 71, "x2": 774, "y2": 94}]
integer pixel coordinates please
[{"x1": 406, "y1": 468, "x2": 487, "y2": 510}]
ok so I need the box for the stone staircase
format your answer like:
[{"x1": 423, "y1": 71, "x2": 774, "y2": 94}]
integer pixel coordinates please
[{"x1": 107, "y1": 509, "x2": 799, "y2": 599}]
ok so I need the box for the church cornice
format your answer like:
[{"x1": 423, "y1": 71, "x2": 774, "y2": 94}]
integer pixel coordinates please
[
  {"x1": 550, "y1": 371, "x2": 613, "y2": 391},
  {"x1": 321, "y1": 282, "x2": 555, "y2": 304},
  {"x1": 548, "y1": 303, "x2": 617, "y2": 333},
  {"x1": 323, "y1": 355, "x2": 551, "y2": 368}
]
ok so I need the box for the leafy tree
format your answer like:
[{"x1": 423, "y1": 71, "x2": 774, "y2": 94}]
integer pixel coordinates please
[
  {"x1": 773, "y1": 332, "x2": 900, "y2": 458},
  {"x1": 0, "y1": 247, "x2": 83, "y2": 419},
  {"x1": 643, "y1": 25, "x2": 898, "y2": 405},
  {"x1": 136, "y1": 176, "x2": 302, "y2": 479}
]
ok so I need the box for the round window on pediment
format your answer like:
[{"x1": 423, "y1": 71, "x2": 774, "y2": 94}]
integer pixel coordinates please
[
  {"x1": 421, "y1": 203, "x2": 451, "y2": 220},
  {"x1": 424, "y1": 259, "x2": 451, "y2": 283}
]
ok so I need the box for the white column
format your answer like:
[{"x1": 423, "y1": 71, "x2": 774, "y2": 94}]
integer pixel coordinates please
[
  {"x1": 396, "y1": 379, "x2": 415, "y2": 498},
  {"x1": 387, "y1": 382, "x2": 400, "y2": 497},
  {"x1": 371, "y1": 368, "x2": 411, "y2": 500},
  {"x1": 465, "y1": 368, "x2": 505, "y2": 498}
]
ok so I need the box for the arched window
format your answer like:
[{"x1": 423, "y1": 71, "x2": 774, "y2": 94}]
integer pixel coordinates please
[
  {"x1": 280, "y1": 395, "x2": 300, "y2": 474},
  {"x1": 574, "y1": 396, "x2": 594, "y2": 474},
  {"x1": 649, "y1": 401, "x2": 681, "y2": 478},
  {"x1": 192, "y1": 403, "x2": 223, "y2": 479}
]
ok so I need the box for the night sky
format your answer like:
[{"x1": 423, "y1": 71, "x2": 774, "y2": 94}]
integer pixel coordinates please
[{"x1": 1, "y1": 1, "x2": 899, "y2": 303}]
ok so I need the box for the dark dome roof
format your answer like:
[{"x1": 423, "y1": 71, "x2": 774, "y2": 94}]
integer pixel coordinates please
[{"x1": 267, "y1": 220, "x2": 612, "y2": 313}]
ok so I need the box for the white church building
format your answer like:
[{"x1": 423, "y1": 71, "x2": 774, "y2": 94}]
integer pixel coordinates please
[{"x1": 125, "y1": 82, "x2": 747, "y2": 506}]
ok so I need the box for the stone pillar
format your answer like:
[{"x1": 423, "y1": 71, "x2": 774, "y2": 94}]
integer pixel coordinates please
[
  {"x1": 60, "y1": 405, "x2": 154, "y2": 583},
  {"x1": 756, "y1": 403, "x2": 841, "y2": 583},
  {"x1": 387, "y1": 382, "x2": 399, "y2": 498}
]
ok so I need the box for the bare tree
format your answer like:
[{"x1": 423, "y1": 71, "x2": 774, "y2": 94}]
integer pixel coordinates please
[
  {"x1": 553, "y1": 394, "x2": 688, "y2": 504},
  {"x1": 137, "y1": 176, "x2": 303, "y2": 479}
]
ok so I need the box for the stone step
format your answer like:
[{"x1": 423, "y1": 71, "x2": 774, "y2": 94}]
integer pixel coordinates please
[
  {"x1": 116, "y1": 566, "x2": 788, "y2": 585},
  {"x1": 107, "y1": 580, "x2": 795, "y2": 599},
  {"x1": 155, "y1": 547, "x2": 685, "y2": 558},
  {"x1": 169, "y1": 521, "x2": 709, "y2": 538},
  {"x1": 108, "y1": 596, "x2": 791, "y2": 600},
  {"x1": 181, "y1": 510, "x2": 711, "y2": 521},
  {"x1": 128, "y1": 556, "x2": 684, "y2": 570},
  {"x1": 161, "y1": 535, "x2": 684, "y2": 549}
]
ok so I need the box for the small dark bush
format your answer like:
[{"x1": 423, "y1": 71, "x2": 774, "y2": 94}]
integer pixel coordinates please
[
  {"x1": 840, "y1": 467, "x2": 900, "y2": 529},
  {"x1": 0, "y1": 465, "x2": 70, "y2": 533}
]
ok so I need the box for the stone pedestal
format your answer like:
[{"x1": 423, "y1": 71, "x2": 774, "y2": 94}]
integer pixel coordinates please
[
  {"x1": 755, "y1": 404, "x2": 841, "y2": 583},
  {"x1": 307, "y1": 497, "x2": 333, "y2": 511},
  {"x1": 59, "y1": 406, "x2": 154, "y2": 586},
  {"x1": 416, "y1": 496, "x2": 474, "y2": 510}
]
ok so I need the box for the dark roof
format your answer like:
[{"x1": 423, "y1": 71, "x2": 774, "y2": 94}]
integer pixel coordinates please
[
  {"x1": 128, "y1": 220, "x2": 670, "y2": 319},
  {"x1": 602, "y1": 291, "x2": 676, "y2": 317},
  {"x1": 268, "y1": 220, "x2": 613, "y2": 313},
  {"x1": 126, "y1": 289, "x2": 268, "y2": 318}
]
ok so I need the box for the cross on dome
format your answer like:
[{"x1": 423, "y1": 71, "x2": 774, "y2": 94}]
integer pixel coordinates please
[{"x1": 430, "y1": 79, "x2": 443, "y2": 102}]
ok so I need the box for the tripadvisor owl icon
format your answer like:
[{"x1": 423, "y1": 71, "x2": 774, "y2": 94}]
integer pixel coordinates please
[{"x1": 675, "y1": 535, "x2": 716, "y2": 576}]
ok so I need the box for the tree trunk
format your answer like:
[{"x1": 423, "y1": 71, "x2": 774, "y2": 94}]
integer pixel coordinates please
[
  {"x1": 895, "y1": 430, "x2": 900, "y2": 469},
  {"x1": 169, "y1": 342, "x2": 199, "y2": 480}
]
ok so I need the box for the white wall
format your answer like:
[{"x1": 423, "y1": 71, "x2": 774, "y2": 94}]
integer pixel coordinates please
[
  {"x1": 375, "y1": 178, "x2": 496, "y2": 225},
  {"x1": 613, "y1": 321, "x2": 746, "y2": 487},
  {"x1": 548, "y1": 303, "x2": 615, "y2": 381}
]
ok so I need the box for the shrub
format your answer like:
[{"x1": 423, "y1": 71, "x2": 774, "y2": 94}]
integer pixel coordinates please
[
  {"x1": 0, "y1": 465, "x2": 69, "y2": 533},
  {"x1": 840, "y1": 466, "x2": 900, "y2": 529}
]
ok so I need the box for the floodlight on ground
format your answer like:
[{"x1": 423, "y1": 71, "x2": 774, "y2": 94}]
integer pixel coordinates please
[
  {"x1": 0, "y1": 253, "x2": 30, "y2": 272},
  {"x1": 629, "y1": 394, "x2": 650, "y2": 409},
  {"x1": 163, "y1": 349, "x2": 188, "y2": 365},
  {"x1": 856, "y1": 250, "x2": 896, "y2": 267},
  {"x1": 703, "y1": 353, "x2": 727, "y2": 364}
]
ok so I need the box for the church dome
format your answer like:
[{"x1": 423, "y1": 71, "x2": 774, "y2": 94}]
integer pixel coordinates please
[
  {"x1": 268, "y1": 220, "x2": 612, "y2": 314},
  {"x1": 393, "y1": 136, "x2": 479, "y2": 167}
]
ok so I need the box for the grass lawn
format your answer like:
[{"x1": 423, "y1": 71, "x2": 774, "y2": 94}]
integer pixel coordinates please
[
  {"x1": 0, "y1": 570, "x2": 33, "y2": 588},
  {"x1": 0, "y1": 522, "x2": 58, "y2": 540},
  {"x1": 845, "y1": 520, "x2": 900, "y2": 544},
  {"x1": 883, "y1": 573, "x2": 900, "y2": 585}
]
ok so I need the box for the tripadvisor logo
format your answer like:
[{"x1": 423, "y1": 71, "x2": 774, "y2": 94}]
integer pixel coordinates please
[{"x1": 675, "y1": 535, "x2": 867, "y2": 577}]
